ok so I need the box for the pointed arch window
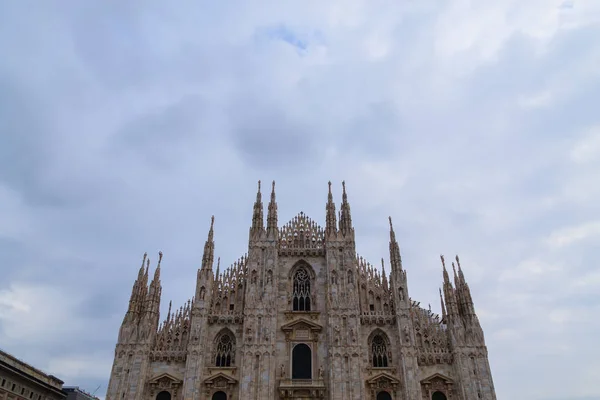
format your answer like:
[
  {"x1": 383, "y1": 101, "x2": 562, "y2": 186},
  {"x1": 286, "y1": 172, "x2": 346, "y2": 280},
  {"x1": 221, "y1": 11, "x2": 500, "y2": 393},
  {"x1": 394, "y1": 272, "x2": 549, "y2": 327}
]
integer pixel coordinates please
[
  {"x1": 371, "y1": 334, "x2": 389, "y2": 367},
  {"x1": 215, "y1": 331, "x2": 235, "y2": 367},
  {"x1": 293, "y1": 267, "x2": 311, "y2": 311}
]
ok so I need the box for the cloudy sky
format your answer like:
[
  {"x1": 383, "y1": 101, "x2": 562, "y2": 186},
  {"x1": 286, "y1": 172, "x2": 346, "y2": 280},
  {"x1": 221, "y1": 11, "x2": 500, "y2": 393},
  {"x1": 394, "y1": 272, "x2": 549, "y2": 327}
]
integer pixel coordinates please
[{"x1": 1, "y1": 1, "x2": 599, "y2": 399}]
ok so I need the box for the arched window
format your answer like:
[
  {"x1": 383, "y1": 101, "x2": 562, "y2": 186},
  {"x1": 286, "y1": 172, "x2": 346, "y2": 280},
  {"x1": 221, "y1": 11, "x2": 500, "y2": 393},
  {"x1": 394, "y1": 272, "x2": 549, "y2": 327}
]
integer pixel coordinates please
[
  {"x1": 293, "y1": 267, "x2": 311, "y2": 311},
  {"x1": 377, "y1": 391, "x2": 392, "y2": 400},
  {"x1": 371, "y1": 334, "x2": 389, "y2": 367},
  {"x1": 212, "y1": 391, "x2": 227, "y2": 400},
  {"x1": 156, "y1": 391, "x2": 171, "y2": 400},
  {"x1": 432, "y1": 392, "x2": 447, "y2": 400},
  {"x1": 292, "y1": 343, "x2": 312, "y2": 379},
  {"x1": 215, "y1": 331, "x2": 235, "y2": 367}
]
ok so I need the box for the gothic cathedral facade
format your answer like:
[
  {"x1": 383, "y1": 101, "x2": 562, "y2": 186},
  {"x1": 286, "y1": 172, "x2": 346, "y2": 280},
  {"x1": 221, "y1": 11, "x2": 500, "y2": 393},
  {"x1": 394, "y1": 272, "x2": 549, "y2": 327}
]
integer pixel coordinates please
[{"x1": 106, "y1": 182, "x2": 497, "y2": 400}]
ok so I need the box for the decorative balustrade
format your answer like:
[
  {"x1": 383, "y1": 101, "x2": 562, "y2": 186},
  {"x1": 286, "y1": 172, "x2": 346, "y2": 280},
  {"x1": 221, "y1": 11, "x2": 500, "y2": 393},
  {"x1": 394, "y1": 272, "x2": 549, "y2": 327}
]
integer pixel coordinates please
[
  {"x1": 278, "y1": 378, "x2": 326, "y2": 399},
  {"x1": 279, "y1": 379, "x2": 325, "y2": 387},
  {"x1": 207, "y1": 311, "x2": 244, "y2": 324}
]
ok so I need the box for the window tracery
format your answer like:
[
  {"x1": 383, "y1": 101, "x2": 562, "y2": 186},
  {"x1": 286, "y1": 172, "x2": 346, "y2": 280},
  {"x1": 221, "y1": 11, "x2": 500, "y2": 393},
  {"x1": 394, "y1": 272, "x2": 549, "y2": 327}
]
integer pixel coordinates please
[
  {"x1": 293, "y1": 267, "x2": 311, "y2": 311},
  {"x1": 215, "y1": 331, "x2": 235, "y2": 367},
  {"x1": 371, "y1": 334, "x2": 389, "y2": 367}
]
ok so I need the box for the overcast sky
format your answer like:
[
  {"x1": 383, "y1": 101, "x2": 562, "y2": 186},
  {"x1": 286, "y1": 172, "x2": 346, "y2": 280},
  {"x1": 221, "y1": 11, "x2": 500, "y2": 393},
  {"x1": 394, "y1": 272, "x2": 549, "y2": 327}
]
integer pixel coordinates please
[{"x1": 1, "y1": 1, "x2": 599, "y2": 399}]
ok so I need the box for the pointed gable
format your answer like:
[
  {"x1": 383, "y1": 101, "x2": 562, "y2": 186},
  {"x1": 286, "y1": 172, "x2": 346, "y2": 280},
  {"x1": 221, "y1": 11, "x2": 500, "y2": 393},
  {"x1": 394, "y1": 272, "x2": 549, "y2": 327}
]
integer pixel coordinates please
[
  {"x1": 420, "y1": 372, "x2": 454, "y2": 384},
  {"x1": 279, "y1": 212, "x2": 325, "y2": 253},
  {"x1": 203, "y1": 371, "x2": 238, "y2": 385},
  {"x1": 366, "y1": 371, "x2": 401, "y2": 385}
]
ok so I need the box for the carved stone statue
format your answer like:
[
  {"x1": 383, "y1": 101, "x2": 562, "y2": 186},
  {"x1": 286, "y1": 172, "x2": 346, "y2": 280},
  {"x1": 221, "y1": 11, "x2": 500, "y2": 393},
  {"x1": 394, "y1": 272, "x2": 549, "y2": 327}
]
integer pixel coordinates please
[
  {"x1": 403, "y1": 326, "x2": 410, "y2": 343},
  {"x1": 280, "y1": 364, "x2": 285, "y2": 377}
]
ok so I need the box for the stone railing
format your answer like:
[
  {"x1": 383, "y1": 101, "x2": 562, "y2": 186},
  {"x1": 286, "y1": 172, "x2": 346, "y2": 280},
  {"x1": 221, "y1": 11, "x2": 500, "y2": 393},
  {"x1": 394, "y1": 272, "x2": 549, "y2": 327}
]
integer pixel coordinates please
[
  {"x1": 279, "y1": 378, "x2": 325, "y2": 387},
  {"x1": 278, "y1": 378, "x2": 326, "y2": 399}
]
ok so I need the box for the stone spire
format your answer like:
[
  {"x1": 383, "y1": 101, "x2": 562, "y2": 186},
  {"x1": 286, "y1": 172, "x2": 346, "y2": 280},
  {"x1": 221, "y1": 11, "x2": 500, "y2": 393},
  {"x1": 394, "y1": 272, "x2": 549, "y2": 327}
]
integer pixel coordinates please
[
  {"x1": 338, "y1": 181, "x2": 353, "y2": 235},
  {"x1": 381, "y1": 258, "x2": 389, "y2": 291},
  {"x1": 266, "y1": 181, "x2": 278, "y2": 237},
  {"x1": 439, "y1": 287, "x2": 447, "y2": 320},
  {"x1": 325, "y1": 181, "x2": 337, "y2": 235},
  {"x1": 454, "y1": 255, "x2": 476, "y2": 317},
  {"x1": 125, "y1": 252, "x2": 148, "y2": 321},
  {"x1": 388, "y1": 217, "x2": 403, "y2": 272},
  {"x1": 441, "y1": 254, "x2": 450, "y2": 286},
  {"x1": 251, "y1": 180, "x2": 264, "y2": 233},
  {"x1": 441, "y1": 255, "x2": 459, "y2": 318},
  {"x1": 153, "y1": 251, "x2": 163, "y2": 282},
  {"x1": 201, "y1": 216, "x2": 215, "y2": 271},
  {"x1": 147, "y1": 252, "x2": 163, "y2": 317}
]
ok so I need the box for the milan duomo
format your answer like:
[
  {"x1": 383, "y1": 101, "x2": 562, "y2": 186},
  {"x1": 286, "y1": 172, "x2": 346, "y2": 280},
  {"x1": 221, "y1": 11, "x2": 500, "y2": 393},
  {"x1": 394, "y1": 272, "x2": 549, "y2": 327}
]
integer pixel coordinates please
[{"x1": 106, "y1": 182, "x2": 497, "y2": 400}]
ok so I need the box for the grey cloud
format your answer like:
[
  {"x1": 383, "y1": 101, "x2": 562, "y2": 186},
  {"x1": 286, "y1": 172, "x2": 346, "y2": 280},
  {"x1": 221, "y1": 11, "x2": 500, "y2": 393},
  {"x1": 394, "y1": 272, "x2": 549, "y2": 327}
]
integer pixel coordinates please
[
  {"x1": 0, "y1": 2, "x2": 599, "y2": 399},
  {"x1": 0, "y1": 78, "x2": 59, "y2": 206},
  {"x1": 226, "y1": 101, "x2": 323, "y2": 170}
]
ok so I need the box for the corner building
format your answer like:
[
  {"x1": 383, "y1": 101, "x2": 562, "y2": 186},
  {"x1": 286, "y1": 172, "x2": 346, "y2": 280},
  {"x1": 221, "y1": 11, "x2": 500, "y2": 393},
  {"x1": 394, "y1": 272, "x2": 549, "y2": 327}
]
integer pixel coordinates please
[{"x1": 106, "y1": 182, "x2": 497, "y2": 400}]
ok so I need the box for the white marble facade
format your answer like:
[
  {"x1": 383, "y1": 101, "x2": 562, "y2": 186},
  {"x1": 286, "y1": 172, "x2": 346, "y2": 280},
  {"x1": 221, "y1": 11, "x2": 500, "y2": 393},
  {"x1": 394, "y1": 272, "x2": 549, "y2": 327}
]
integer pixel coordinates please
[{"x1": 106, "y1": 182, "x2": 497, "y2": 400}]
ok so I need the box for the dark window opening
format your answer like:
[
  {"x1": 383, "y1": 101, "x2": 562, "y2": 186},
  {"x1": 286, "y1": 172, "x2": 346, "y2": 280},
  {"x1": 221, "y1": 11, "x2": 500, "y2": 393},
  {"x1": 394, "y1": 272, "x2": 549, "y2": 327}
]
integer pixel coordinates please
[
  {"x1": 292, "y1": 343, "x2": 312, "y2": 379},
  {"x1": 212, "y1": 391, "x2": 227, "y2": 400},
  {"x1": 432, "y1": 392, "x2": 447, "y2": 400},
  {"x1": 229, "y1": 304, "x2": 234, "y2": 311},
  {"x1": 377, "y1": 391, "x2": 392, "y2": 400},
  {"x1": 156, "y1": 391, "x2": 171, "y2": 400},
  {"x1": 369, "y1": 304, "x2": 375, "y2": 311}
]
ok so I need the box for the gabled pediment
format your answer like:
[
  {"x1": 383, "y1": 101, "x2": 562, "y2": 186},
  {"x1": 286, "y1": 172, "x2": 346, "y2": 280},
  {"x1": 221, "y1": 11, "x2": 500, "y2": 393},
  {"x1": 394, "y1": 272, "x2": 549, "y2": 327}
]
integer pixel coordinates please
[
  {"x1": 366, "y1": 371, "x2": 401, "y2": 385},
  {"x1": 280, "y1": 317, "x2": 323, "y2": 333},
  {"x1": 203, "y1": 372, "x2": 238, "y2": 385},
  {"x1": 420, "y1": 372, "x2": 453, "y2": 384},
  {"x1": 148, "y1": 372, "x2": 183, "y2": 384}
]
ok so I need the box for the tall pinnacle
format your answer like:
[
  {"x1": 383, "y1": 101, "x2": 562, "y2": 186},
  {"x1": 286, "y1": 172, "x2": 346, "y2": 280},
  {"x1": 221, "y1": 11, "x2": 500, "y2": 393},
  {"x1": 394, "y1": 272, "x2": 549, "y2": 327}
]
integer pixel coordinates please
[
  {"x1": 325, "y1": 181, "x2": 337, "y2": 235},
  {"x1": 388, "y1": 217, "x2": 402, "y2": 272},
  {"x1": 441, "y1": 255, "x2": 450, "y2": 285},
  {"x1": 251, "y1": 180, "x2": 264, "y2": 232},
  {"x1": 267, "y1": 181, "x2": 278, "y2": 236},
  {"x1": 339, "y1": 181, "x2": 353, "y2": 235},
  {"x1": 381, "y1": 258, "x2": 389, "y2": 290},
  {"x1": 439, "y1": 288, "x2": 447, "y2": 319},
  {"x1": 201, "y1": 216, "x2": 215, "y2": 271},
  {"x1": 153, "y1": 251, "x2": 163, "y2": 282}
]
